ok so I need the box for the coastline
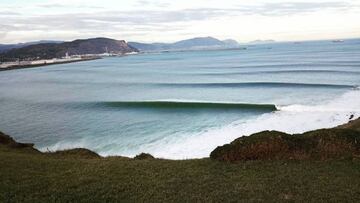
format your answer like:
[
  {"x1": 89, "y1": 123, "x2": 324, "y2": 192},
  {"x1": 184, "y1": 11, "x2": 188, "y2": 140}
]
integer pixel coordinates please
[
  {"x1": 0, "y1": 56, "x2": 102, "y2": 72},
  {"x1": 1, "y1": 117, "x2": 360, "y2": 202}
]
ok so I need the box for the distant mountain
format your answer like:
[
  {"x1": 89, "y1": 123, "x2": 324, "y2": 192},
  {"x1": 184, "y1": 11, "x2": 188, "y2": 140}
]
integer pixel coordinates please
[
  {"x1": 128, "y1": 37, "x2": 240, "y2": 52},
  {"x1": 248, "y1": 39, "x2": 276, "y2": 44},
  {"x1": 0, "y1": 40, "x2": 63, "y2": 53},
  {"x1": 171, "y1": 37, "x2": 224, "y2": 49},
  {"x1": 0, "y1": 38, "x2": 138, "y2": 62},
  {"x1": 222, "y1": 39, "x2": 240, "y2": 47}
]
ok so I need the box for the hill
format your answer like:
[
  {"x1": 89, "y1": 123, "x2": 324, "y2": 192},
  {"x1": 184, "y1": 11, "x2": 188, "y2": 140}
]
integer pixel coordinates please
[
  {"x1": 128, "y1": 36, "x2": 240, "y2": 52},
  {"x1": 0, "y1": 40, "x2": 63, "y2": 53},
  {"x1": 0, "y1": 38, "x2": 138, "y2": 62},
  {"x1": 171, "y1": 36, "x2": 225, "y2": 49}
]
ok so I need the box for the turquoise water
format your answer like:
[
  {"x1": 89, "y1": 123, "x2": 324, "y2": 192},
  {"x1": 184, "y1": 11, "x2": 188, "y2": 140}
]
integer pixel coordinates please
[{"x1": 1, "y1": 39, "x2": 360, "y2": 158}]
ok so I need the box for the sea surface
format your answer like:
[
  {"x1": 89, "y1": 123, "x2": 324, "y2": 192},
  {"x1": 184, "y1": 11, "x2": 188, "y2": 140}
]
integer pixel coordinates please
[{"x1": 1, "y1": 39, "x2": 360, "y2": 159}]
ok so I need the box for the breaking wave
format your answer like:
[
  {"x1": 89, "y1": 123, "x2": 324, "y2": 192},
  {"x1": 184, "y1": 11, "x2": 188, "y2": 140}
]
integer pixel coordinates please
[{"x1": 96, "y1": 100, "x2": 277, "y2": 111}]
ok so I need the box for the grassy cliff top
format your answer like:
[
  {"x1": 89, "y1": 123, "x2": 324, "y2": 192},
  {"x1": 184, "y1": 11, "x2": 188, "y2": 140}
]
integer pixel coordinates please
[{"x1": 210, "y1": 119, "x2": 360, "y2": 162}]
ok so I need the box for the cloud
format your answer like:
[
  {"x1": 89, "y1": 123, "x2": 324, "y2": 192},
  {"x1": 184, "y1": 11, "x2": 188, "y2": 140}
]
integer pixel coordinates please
[
  {"x1": 235, "y1": 2, "x2": 356, "y2": 16},
  {"x1": 0, "y1": 1, "x2": 358, "y2": 42},
  {"x1": 0, "y1": 11, "x2": 21, "y2": 16},
  {"x1": 37, "y1": 3, "x2": 68, "y2": 8},
  {"x1": 0, "y1": 1, "x2": 357, "y2": 32},
  {"x1": 36, "y1": 3, "x2": 104, "y2": 9},
  {"x1": 0, "y1": 9, "x2": 224, "y2": 31},
  {"x1": 134, "y1": 0, "x2": 171, "y2": 8},
  {"x1": 0, "y1": 32, "x2": 7, "y2": 40}
]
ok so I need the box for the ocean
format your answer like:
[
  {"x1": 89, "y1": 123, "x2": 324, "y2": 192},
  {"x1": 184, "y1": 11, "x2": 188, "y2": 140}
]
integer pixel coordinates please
[{"x1": 0, "y1": 39, "x2": 360, "y2": 159}]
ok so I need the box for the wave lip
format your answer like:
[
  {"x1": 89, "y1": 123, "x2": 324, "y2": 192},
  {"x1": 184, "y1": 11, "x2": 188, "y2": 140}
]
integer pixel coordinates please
[
  {"x1": 154, "y1": 82, "x2": 356, "y2": 89},
  {"x1": 97, "y1": 100, "x2": 278, "y2": 111}
]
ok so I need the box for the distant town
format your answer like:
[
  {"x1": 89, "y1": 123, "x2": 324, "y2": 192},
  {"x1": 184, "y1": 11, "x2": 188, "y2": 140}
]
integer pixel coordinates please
[
  {"x1": 0, "y1": 52, "x2": 140, "y2": 70},
  {"x1": 0, "y1": 54, "x2": 97, "y2": 70}
]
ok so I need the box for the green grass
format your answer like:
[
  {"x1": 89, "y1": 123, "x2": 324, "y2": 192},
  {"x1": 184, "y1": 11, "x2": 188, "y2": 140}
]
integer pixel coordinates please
[{"x1": 1, "y1": 146, "x2": 360, "y2": 202}]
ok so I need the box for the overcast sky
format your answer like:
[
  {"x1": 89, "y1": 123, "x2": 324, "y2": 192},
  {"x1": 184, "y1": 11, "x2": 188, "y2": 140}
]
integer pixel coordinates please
[{"x1": 0, "y1": 0, "x2": 359, "y2": 43}]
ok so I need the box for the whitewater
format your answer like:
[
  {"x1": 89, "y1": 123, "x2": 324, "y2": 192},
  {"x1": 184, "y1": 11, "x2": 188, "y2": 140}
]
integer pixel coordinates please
[{"x1": 135, "y1": 88, "x2": 360, "y2": 159}]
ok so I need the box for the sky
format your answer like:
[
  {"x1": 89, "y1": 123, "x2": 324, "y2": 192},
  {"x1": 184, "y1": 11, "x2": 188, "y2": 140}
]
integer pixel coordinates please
[{"x1": 0, "y1": 0, "x2": 359, "y2": 44}]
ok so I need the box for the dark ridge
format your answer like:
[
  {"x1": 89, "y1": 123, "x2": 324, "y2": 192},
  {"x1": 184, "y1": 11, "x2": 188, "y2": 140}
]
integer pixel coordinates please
[{"x1": 96, "y1": 101, "x2": 278, "y2": 111}]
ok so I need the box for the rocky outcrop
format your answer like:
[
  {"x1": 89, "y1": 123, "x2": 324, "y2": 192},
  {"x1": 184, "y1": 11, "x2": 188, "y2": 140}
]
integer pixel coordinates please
[
  {"x1": 210, "y1": 118, "x2": 360, "y2": 162},
  {"x1": 0, "y1": 131, "x2": 35, "y2": 149}
]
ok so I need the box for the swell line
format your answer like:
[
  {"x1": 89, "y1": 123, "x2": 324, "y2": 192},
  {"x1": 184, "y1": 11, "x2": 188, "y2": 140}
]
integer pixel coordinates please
[
  {"x1": 195, "y1": 70, "x2": 360, "y2": 76},
  {"x1": 153, "y1": 82, "x2": 356, "y2": 89}
]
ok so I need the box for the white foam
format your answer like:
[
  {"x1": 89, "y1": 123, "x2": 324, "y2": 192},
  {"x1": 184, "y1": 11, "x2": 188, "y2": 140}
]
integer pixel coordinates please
[{"x1": 141, "y1": 89, "x2": 360, "y2": 159}]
